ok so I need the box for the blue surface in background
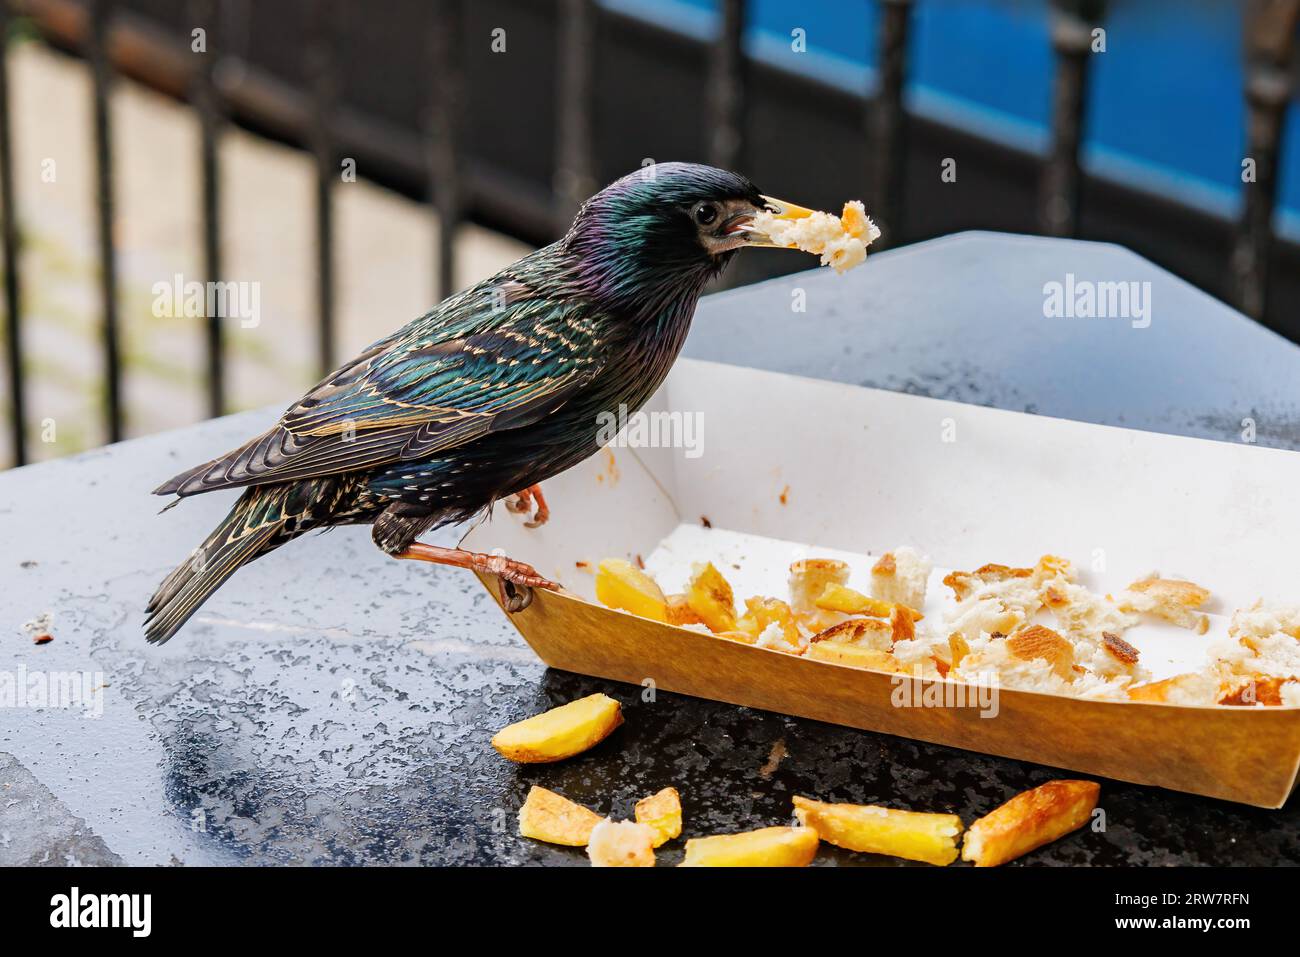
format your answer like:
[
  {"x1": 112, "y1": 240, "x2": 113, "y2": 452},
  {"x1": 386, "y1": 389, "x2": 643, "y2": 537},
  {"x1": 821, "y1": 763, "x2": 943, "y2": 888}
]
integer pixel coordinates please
[{"x1": 605, "y1": 0, "x2": 1300, "y2": 236}]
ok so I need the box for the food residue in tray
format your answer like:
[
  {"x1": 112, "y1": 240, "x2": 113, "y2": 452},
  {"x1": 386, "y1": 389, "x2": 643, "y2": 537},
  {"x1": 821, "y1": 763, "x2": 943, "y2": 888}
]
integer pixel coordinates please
[{"x1": 586, "y1": 524, "x2": 1300, "y2": 708}]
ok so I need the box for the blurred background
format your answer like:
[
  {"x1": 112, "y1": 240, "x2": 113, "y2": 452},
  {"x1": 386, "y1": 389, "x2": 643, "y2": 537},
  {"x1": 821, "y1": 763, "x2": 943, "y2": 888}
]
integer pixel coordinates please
[{"x1": 0, "y1": 0, "x2": 1297, "y2": 469}]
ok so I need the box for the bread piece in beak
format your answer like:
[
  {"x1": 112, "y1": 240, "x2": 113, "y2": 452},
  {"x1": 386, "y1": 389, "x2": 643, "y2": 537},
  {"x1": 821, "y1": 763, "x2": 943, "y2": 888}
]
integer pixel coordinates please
[
  {"x1": 745, "y1": 196, "x2": 880, "y2": 273},
  {"x1": 743, "y1": 195, "x2": 818, "y2": 246}
]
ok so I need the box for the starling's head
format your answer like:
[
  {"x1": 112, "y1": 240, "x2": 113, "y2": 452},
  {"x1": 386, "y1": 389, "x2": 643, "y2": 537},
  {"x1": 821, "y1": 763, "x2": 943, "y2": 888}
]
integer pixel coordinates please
[{"x1": 563, "y1": 163, "x2": 812, "y2": 312}]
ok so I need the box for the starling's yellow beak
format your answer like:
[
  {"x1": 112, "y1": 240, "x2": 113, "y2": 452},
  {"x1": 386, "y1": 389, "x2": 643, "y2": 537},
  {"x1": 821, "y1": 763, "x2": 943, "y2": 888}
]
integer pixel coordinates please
[
  {"x1": 761, "y1": 195, "x2": 817, "y2": 219},
  {"x1": 742, "y1": 194, "x2": 818, "y2": 248}
]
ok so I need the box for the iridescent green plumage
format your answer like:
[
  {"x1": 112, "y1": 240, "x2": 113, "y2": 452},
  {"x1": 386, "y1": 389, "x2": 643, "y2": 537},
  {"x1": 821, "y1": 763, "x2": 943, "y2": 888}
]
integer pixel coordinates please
[{"x1": 146, "y1": 163, "x2": 767, "y2": 643}]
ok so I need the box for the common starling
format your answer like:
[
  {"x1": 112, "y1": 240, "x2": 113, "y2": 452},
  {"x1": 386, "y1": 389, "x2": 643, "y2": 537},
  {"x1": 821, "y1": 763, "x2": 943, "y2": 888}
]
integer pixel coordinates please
[{"x1": 145, "y1": 163, "x2": 816, "y2": 643}]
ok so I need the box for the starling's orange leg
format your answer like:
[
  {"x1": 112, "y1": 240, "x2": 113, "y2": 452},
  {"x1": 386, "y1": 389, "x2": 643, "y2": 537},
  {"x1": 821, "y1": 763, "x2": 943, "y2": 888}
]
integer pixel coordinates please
[
  {"x1": 505, "y1": 484, "x2": 550, "y2": 528},
  {"x1": 397, "y1": 543, "x2": 559, "y2": 611},
  {"x1": 395, "y1": 538, "x2": 559, "y2": 613},
  {"x1": 523, "y1": 485, "x2": 549, "y2": 528}
]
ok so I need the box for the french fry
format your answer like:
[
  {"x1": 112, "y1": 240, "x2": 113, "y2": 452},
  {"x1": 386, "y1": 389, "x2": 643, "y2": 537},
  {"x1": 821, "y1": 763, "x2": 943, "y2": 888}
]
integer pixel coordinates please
[
  {"x1": 948, "y1": 632, "x2": 970, "y2": 669},
  {"x1": 666, "y1": 593, "x2": 703, "y2": 626},
  {"x1": 807, "y1": 641, "x2": 899, "y2": 672},
  {"x1": 686, "y1": 562, "x2": 738, "y2": 633},
  {"x1": 961, "y1": 780, "x2": 1100, "y2": 867},
  {"x1": 491, "y1": 693, "x2": 623, "y2": 763},
  {"x1": 595, "y1": 558, "x2": 668, "y2": 622},
  {"x1": 815, "y1": 582, "x2": 891, "y2": 617},
  {"x1": 792, "y1": 796, "x2": 962, "y2": 866},
  {"x1": 815, "y1": 582, "x2": 922, "y2": 620},
  {"x1": 680, "y1": 826, "x2": 819, "y2": 867},
  {"x1": 587, "y1": 820, "x2": 657, "y2": 867},
  {"x1": 518, "y1": 786, "x2": 602, "y2": 846},
  {"x1": 635, "y1": 787, "x2": 683, "y2": 847},
  {"x1": 735, "y1": 596, "x2": 801, "y2": 644}
]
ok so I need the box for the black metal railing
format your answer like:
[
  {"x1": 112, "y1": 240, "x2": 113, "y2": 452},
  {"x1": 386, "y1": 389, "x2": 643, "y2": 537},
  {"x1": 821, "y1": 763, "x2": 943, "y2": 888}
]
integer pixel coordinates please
[
  {"x1": 190, "y1": 0, "x2": 224, "y2": 417},
  {"x1": 305, "y1": 0, "x2": 337, "y2": 379},
  {"x1": 427, "y1": 0, "x2": 464, "y2": 303},
  {"x1": 87, "y1": 0, "x2": 121, "y2": 442},
  {"x1": 0, "y1": 0, "x2": 22, "y2": 465},
  {"x1": 1040, "y1": 0, "x2": 1103, "y2": 237},
  {"x1": 1233, "y1": 0, "x2": 1300, "y2": 321},
  {"x1": 707, "y1": 0, "x2": 745, "y2": 173},
  {"x1": 553, "y1": 0, "x2": 597, "y2": 232},
  {"x1": 0, "y1": 0, "x2": 1296, "y2": 468}
]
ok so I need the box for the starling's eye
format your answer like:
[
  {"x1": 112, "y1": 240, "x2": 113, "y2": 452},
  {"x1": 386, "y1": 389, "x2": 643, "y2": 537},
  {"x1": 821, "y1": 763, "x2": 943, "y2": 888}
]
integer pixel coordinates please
[{"x1": 693, "y1": 202, "x2": 719, "y2": 226}]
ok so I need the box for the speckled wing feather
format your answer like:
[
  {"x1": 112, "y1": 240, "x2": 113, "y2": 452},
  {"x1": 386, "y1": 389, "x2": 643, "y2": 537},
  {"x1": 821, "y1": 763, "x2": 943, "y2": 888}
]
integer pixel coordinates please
[
  {"x1": 144, "y1": 477, "x2": 343, "y2": 643},
  {"x1": 155, "y1": 277, "x2": 605, "y2": 497}
]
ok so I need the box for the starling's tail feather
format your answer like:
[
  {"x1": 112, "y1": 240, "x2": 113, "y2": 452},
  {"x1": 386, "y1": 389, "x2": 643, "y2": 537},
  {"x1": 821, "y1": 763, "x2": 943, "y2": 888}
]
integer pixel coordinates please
[{"x1": 145, "y1": 484, "x2": 300, "y2": 644}]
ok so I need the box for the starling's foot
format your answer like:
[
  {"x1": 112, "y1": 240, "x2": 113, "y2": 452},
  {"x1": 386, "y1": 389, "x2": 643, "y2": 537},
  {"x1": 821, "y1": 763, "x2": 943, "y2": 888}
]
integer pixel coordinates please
[
  {"x1": 500, "y1": 578, "x2": 533, "y2": 613},
  {"x1": 397, "y1": 542, "x2": 560, "y2": 597},
  {"x1": 505, "y1": 484, "x2": 550, "y2": 529}
]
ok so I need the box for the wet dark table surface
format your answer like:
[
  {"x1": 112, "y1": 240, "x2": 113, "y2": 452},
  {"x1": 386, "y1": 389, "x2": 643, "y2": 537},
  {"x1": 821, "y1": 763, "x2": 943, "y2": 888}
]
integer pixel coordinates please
[{"x1": 3, "y1": 232, "x2": 1299, "y2": 866}]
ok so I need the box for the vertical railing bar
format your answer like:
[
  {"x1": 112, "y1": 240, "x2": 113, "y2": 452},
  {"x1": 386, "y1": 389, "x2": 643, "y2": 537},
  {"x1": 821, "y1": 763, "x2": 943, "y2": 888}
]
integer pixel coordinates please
[
  {"x1": 0, "y1": 0, "x2": 26, "y2": 465},
  {"x1": 307, "y1": 0, "x2": 336, "y2": 377},
  {"x1": 192, "y1": 0, "x2": 224, "y2": 417},
  {"x1": 1231, "y1": 0, "x2": 1300, "y2": 322},
  {"x1": 1039, "y1": 0, "x2": 1105, "y2": 238},
  {"x1": 554, "y1": 0, "x2": 596, "y2": 234},
  {"x1": 871, "y1": 0, "x2": 912, "y2": 250},
  {"x1": 89, "y1": 0, "x2": 122, "y2": 442},
  {"x1": 707, "y1": 0, "x2": 745, "y2": 172},
  {"x1": 427, "y1": 0, "x2": 463, "y2": 301}
]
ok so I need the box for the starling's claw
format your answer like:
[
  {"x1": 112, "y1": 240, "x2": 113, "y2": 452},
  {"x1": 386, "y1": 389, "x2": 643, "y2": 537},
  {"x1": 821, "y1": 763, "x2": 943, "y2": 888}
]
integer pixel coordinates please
[
  {"x1": 524, "y1": 498, "x2": 549, "y2": 529},
  {"x1": 482, "y1": 554, "x2": 558, "y2": 591},
  {"x1": 507, "y1": 484, "x2": 550, "y2": 529},
  {"x1": 397, "y1": 542, "x2": 560, "y2": 598},
  {"x1": 500, "y1": 579, "x2": 533, "y2": 613}
]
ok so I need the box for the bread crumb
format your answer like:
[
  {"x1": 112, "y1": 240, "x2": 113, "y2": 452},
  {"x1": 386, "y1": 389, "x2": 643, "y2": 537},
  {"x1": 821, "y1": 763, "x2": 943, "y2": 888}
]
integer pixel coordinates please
[
  {"x1": 1043, "y1": 581, "x2": 1137, "y2": 644},
  {"x1": 1217, "y1": 676, "x2": 1296, "y2": 707},
  {"x1": 1117, "y1": 575, "x2": 1211, "y2": 630},
  {"x1": 1102, "y1": 632, "x2": 1140, "y2": 665},
  {"x1": 810, "y1": 616, "x2": 893, "y2": 651},
  {"x1": 22, "y1": 612, "x2": 54, "y2": 646},
  {"x1": 1127, "y1": 672, "x2": 1219, "y2": 706},
  {"x1": 943, "y1": 563, "x2": 1032, "y2": 601},
  {"x1": 870, "y1": 546, "x2": 931, "y2": 611},
  {"x1": 789, "y1": 558, "x2": 851, "y2": 633},
  {"x1": 750, "y1": 201, "x2": 879, "y2": 273},
  {"x1": 587, "y1": 819, "x2": 657, "y2": 867},
  {"x1": 1007, "y1": 625, "x2": 1075, "y2": 680},
  {"x1": 755, "y1": 620, "x2": 806, "y2": 654}
]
